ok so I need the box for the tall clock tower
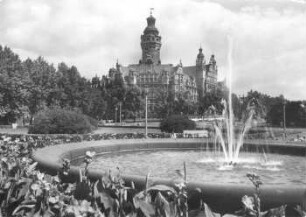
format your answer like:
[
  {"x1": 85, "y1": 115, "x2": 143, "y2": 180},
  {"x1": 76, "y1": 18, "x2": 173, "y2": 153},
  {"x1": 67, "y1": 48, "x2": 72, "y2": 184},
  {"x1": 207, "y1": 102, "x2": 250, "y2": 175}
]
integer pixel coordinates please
[{"x1": 140, "y1": 10, "x2": 162, "y2": 65}]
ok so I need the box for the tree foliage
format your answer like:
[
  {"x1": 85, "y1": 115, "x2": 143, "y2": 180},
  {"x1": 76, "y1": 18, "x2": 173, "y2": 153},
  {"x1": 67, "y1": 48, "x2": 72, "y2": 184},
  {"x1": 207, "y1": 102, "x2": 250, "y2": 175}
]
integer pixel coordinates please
[
  {"x1": 267, "y1": 100, "x2": 306, "y2": 127},
  {"x1": 0, "y1": 46, "x2": 30, "y2": 123},
  {"x1": 28, "y1": 108, "x2": 97, "y2": 134},
  {"x1": 160, "y1": 115, "x2": 196, "y2": 133},
  {"x1": 123, "y1": 86, "x2": 143, "y2": 120},
  {"x1": 154, "y1": 89, "x2": 197, "y2": 118},
  {"x1": 1, "y1": 45, "x2": 305, "y2": 126},
  {"x1": 24, "y1": 57, "x2": 58, "y2": 117}
]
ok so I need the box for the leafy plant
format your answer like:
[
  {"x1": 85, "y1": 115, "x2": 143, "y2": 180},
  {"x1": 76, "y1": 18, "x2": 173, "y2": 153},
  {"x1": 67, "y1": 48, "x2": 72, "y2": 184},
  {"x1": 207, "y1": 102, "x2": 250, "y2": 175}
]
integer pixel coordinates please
[
  {"x1": 295, "y1": 205, "x2": 306, "y2": 217},
  {"x1": 233, "y1": 173, "x2": 288, "y2": 217},
  {"x1": 133, "y1": 162, "x2": 222, "y2": 217},
  {"x1": 28, "y1": 108, "x2": 98, "y2": 134}
]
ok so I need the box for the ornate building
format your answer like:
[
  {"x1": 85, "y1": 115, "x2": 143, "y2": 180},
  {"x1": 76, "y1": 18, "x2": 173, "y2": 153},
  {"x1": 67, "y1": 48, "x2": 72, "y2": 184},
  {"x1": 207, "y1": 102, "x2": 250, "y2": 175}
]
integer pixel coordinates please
[{"x1": 108, "y1": 12, "x2": 218, "y2": 114}]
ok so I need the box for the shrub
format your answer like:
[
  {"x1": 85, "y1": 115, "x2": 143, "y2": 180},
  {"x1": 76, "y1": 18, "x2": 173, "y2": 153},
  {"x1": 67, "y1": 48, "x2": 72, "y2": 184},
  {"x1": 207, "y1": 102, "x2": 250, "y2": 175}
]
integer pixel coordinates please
[
  {"x1": 28, "y1": 108, "x2": 98, "y2": 134},
  {"x1": 160, "y1": 115, "x2": 196, "y2": 133},
  {"x1": 86, "y1": 115, "x2": 99, "y2": 129}
]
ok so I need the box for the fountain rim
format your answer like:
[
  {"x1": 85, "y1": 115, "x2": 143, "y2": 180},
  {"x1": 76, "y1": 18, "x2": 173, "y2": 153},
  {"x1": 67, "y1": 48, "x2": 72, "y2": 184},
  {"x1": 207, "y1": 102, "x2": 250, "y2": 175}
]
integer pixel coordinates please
[
  {"x1": 32, "y1": 137, "x2": 306, "y2": 185},
  {"x1": 32, "y1": 138, "x2": 306, "y2": 212}
]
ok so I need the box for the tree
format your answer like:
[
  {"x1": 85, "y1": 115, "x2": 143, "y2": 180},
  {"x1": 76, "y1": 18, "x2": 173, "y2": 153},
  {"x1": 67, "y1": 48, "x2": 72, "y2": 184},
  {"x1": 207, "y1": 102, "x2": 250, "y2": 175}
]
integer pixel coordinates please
[
  {"x1": 286, "y1": 101, "x2": 306, "y2": 127},
  {"x1": 24, "y1": 56, "x2": 58, "y2": 119},
  {"x1": 240, "y1": 90, "x2": 270, "y2": 121},
  {"x1": 172, "y1": 93, "x2": 191, "y2": 115},
  {"x1": 154, "y1": 88, "x2": 174, "y2": 118},
  {"x1": 82, "y1": 87, "x2": 107, "y2": 120},
  {"x1": 103, "y1": 74, "x2": 127, "y2": 121},
  {"x1": 267, "y1": 99, "x2": 306, "y2": 127},
  {"x1": 123, "y1": 86, "x2": 143, "y2": 121},
  {"x1": 160, "y1": 115, "x2": 196, "y2": 133},
  {"x1": 198, "y1": 90, "x2": 224, "y2": 116},
  {"x1": 0, "y1": 46, "x2": 30, "y2": 124},
  {"x1": 154, "y1": 89, "x2": 197, "y2": 118},
  {"x1": 57, "y1": 63, "x2": 87, "y2": 109}
]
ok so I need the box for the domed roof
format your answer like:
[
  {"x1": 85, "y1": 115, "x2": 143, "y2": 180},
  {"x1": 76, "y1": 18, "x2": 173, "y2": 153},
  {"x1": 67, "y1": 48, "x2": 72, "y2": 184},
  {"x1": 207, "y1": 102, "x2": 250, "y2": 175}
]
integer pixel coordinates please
[
  {"x1": 197, "y1": 47, "x2": 204, "y2": 59},
  {"x1": 144, "y1": 15, "x2": 159, "y2": 35},
  {"x1": 147, "y1": 15, "x2": 156, "y2": 26},
  {"x1": 209, "y1": 54, "x2": 216, "y2": 64}
]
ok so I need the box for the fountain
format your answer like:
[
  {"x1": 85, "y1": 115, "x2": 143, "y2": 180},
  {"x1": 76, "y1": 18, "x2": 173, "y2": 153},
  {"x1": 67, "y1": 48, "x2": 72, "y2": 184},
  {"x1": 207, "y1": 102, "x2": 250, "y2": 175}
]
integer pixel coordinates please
[
  {"x1": 206, "y1": 35, "x2": 258, "y2": 165},
  {"x1": 32, "y1": 36, "x2": 306, "y2": 214},
  {"x1": 210, "y1": 97, "x2": 256, "y2": 165},
  {"x1": 83, "y1": 36, "x2": 305, "y2": 184}
]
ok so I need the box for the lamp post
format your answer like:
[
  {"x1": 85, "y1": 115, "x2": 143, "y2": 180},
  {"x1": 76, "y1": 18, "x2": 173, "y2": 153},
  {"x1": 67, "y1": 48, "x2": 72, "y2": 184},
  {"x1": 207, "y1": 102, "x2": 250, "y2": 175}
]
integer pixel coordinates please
[
  {"x1": 145, "y1": 88, "x2": 148, "y2": 138},
  {"x1": 300, "y1": 103, "x2": 306, "y2": 128},
  {"x1": 283, "y1": 100, "x2": 287, "y2": 140},
  {"x1": 119, "y1": 102, "x2": 122, "y2": 125},
  {"x1": 115, "y1": 106, "x2": 118, "y2": 123}
]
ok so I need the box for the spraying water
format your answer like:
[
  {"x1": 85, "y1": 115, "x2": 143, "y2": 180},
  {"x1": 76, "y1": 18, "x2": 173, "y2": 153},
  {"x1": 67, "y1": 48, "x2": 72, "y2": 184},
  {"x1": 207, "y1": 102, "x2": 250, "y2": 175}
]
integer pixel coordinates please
[
  {"x1": 227, "y1": 35, "x2": 234, "y2": 161},
  {"x1": 211, "y1": 36, "x2": 256, "y2": 164}
]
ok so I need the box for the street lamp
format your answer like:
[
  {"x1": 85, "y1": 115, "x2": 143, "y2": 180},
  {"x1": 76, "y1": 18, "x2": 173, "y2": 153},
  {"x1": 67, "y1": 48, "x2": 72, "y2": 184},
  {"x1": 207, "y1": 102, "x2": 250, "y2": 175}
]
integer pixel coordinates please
[
  {"x1": 115, "y1": 106, "x2": 118, "y2": 123},
  {"x1": 300, "y1": 103, "x2": 306, "y2": 128},
  {"x1": 119, "y1": 102, "x2": 122, "y2": 125},
  {"x1": 144, "y1": 88, "x2": 148, "y2": 138},
  {"x1": 283, "y1": 100, "x2": 287, "y2": 140}
]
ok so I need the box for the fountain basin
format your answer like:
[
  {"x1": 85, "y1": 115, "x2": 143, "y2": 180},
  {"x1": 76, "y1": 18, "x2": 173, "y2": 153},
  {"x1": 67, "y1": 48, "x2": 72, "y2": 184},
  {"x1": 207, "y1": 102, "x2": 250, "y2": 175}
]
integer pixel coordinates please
[
  {"x1": 86, "y1": 150, "x2": 305, "y2": 186},
  {"x1": 32, "y1": 138, "x2": 306, "y2": 213}
]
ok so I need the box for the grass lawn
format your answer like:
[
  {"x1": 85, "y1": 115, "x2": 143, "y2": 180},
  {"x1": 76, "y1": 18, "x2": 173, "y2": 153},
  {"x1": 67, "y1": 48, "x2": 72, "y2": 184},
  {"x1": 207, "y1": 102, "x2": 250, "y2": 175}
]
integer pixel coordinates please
[
  {"x1": 94, "y1": 127, "x2": 161, "y2": 134},
  {"x1": 0, "y1": 127, "x2": 28, "y2": 134}
]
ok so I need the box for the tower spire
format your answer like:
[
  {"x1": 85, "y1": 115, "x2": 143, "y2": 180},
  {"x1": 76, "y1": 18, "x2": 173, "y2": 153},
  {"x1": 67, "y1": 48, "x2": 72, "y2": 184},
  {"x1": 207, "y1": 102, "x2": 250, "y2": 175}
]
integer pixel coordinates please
[
  {"x1": 140, "y1": 10, "x2": 161, "y2": 65},
  {"x1": 196, "y1": 46, "x2": 205, "y2": 67}
]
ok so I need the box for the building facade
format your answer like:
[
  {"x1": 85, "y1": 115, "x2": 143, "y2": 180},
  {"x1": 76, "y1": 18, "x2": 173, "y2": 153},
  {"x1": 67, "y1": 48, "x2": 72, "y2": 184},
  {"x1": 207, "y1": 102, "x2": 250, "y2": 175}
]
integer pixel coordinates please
[{"x1": 108, "y1": 13, "x2": 218, "y2": 114}]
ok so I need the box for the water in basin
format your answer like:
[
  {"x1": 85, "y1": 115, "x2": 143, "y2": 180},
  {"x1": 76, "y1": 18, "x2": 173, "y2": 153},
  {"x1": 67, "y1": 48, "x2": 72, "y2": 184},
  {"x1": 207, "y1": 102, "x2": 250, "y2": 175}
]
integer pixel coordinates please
[{"x1": 86, "y1": 150, "x2": 306, "y2": 186}]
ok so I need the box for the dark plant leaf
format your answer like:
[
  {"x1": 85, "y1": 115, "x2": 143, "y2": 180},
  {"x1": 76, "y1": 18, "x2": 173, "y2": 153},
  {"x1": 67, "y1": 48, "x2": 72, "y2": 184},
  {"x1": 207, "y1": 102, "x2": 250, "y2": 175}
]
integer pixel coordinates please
[
  {"x1": 99, "y1": 191, "x2": 118, "y2": 213},
  {"x1": 263, "y1": 205, "x2": 286, "y2": 217},
  {"x1": 295, "y1": 205, "x2": 306, "y2": 217},
  {"x1": 74, "y1": 181, "x2": 91, "y2": 200}
]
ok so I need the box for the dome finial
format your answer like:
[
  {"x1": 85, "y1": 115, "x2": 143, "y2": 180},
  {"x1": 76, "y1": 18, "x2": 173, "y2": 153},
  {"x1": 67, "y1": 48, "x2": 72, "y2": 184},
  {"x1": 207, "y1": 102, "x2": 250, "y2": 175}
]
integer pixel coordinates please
[
  {"x1": 180, "y1": 59, "x2": 183, "y2": 66},
  {"x1": 116, "y1": 58, "x2": 120, "y2": 68},
  {"x1": 199, "y1": 44, "x2": 203, "y2": 53},
  {"x1": 150, "y1": 8, "x2": 154, "y2": 16}
]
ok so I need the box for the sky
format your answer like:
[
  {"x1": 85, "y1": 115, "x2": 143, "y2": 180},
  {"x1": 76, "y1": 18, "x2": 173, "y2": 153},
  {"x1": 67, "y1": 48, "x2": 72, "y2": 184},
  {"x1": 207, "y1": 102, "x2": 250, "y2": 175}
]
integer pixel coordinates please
[{"x1": 0, "y1": 0, "x2": 305, "y2": 100}]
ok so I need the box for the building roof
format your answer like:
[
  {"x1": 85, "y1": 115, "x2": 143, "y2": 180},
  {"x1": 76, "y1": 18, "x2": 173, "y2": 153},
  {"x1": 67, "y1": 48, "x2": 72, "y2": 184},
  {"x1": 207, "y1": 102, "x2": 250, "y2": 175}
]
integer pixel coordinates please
[
  {"x1": 119, "y1": 66, "x2": 129, "y2": 75},
  {"x1": 122, "y1": 63, "x2": 175, "y2": 76},
  {"x1": 182, "y1": 66, "x2": 196, "y2": 77},
  {"x1": 144, "y1": 15, "x2": 159, "y2": 35}
]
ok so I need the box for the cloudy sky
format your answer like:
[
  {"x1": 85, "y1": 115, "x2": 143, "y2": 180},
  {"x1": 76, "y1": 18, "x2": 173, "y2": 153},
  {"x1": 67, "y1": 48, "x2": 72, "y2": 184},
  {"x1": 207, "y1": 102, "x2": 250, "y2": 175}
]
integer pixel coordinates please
[{"x1": 0, "y1": 0, "x2": 305, "y2": 100}]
